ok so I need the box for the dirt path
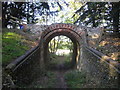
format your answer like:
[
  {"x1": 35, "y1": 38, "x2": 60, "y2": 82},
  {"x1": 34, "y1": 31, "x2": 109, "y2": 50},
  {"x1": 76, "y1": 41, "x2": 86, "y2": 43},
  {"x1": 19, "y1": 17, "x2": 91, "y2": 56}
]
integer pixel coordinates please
[
  {"x1": 54, "y1": 71, "x2": 67, "y2": 88},
  {"x1": 28, "y1": 56, "x2": 70, "y2": 88},
  {"x1": 53, "y1": 56, "x2": 68, "y2": 88},
  {"x1": 28, "y1": 70, "x2": 68, "y2": 88}
]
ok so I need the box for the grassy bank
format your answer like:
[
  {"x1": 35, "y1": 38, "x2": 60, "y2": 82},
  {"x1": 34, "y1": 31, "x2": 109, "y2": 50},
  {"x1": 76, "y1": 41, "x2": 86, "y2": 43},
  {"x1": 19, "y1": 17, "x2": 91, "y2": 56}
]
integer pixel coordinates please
[{"x1": 2, "y1": 28, "x2": 37, "y2": 67}]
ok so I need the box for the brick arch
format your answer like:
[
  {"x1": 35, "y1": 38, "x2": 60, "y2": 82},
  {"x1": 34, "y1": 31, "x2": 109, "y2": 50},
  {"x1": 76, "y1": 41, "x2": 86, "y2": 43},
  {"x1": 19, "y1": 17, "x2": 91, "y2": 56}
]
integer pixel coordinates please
[
  {"x1": 44, "y1": 29, "x2": 81, "y2": 45},
  {"x1": 42, "y1": 23, "x2": 84, "y2": 44},
  {"x1": 40, "y1": 23, "x2": 84, "y2": 69}
]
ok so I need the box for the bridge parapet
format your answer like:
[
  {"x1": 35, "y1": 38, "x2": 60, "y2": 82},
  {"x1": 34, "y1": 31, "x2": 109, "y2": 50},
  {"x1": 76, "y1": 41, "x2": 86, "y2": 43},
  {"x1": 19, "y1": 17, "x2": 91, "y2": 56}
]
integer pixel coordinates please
[
  {"x1": 4, "y1": 46, "x2": 42, "y2": 87},
  {"x1": 78, "y1": 45, "x2": 120, "y2": 88}
]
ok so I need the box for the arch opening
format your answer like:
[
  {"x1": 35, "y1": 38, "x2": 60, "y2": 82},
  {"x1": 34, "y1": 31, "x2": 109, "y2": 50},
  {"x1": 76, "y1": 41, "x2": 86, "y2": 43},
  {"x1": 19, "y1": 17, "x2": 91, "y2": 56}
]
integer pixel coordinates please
[
  {"x1": 47, "y1": 35, "x2": 74, "y2": 69},
  {"x1": 43, "y1": 29, "x2": 81, "y2": 70}
]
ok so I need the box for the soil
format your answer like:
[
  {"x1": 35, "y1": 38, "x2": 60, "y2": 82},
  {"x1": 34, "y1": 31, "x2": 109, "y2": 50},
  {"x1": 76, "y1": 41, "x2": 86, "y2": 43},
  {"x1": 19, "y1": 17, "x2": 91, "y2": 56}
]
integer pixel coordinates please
[
  {"x1": 28, "y1": 70, "x2": 68, "y2": 88},
  {"x1": 97, "y1": 34, "x2": 120, "y2": 62},
  {"x1": 28, "y1": 56, "x2": 69, "y2": 88},
  {"x1": 54, "y1": 71, "x2": 67, "y2": 88}
]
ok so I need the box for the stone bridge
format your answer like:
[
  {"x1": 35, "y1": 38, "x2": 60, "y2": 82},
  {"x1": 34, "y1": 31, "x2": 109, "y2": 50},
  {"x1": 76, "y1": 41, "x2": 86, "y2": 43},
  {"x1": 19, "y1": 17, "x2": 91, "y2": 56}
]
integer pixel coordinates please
[{"x1": 4, "y1": 23, "x2": 120, "y2": 88}]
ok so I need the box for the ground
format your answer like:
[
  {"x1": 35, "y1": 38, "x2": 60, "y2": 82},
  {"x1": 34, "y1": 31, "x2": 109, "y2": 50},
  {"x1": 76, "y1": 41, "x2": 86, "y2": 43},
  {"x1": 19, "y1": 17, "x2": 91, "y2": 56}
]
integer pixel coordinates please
[
  {"x1": 28, "y1": 56, "x2": 70, "y2": 88},
  {"x1": 27, "y1": 56, "x2": 95, "y2": 88},
  {"x1": 28, "y1": 70, "x2": 68, "y2": 88},
  {"x1": 88, "y1": 32, "x2": 120, "y2": 62},
  {"x1": 97, "y1": 34, "x2": 120, "y2": 62}
]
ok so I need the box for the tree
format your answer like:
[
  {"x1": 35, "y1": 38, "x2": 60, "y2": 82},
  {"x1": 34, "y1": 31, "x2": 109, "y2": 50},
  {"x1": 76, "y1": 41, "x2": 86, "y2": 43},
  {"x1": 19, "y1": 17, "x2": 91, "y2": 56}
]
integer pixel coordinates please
[
  {"x1": 2, "y1": 2, "x2": 27, "y2": 28},
  {"x1": 59, "y1": 0, "x2": 83, "y2": 24},
  {"x1": 48, "y1": 36, "x2": 73, "y2": 54},
  {"x1": 73, "y1": 2, "x2": 120, "y2": 33},
  {"x1": 2, "y1": 2, "x2": 8, "y2": 28},
  {"x1": 111, "y1": 2, "x2": 120, "y2": 33},
  {"x1": 73, "y1": 2, "x2": 109, "y2": 27},
  {"x1": 49, "y1": 36, "x2": 61, "y2": 53},
  {"x1": 2, "y1": 1, "x2": 66, "y2": 28}
]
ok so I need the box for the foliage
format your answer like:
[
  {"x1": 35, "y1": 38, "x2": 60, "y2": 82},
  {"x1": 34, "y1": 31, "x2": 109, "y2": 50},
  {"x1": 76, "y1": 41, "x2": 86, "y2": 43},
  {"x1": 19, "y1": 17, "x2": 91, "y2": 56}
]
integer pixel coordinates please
[
  {"x1": 73, "y1": 2, "x2": 119, "y2": 32},
  {"x1": 2, "y1": 2, "x2": 27, "y2": 28},
  {"x1": 59, "y1": 0, "x2": 83, "y2": 24},
  {"x1": 47, "y1": 53, "x2": 58, "y2": 68},
  {"x1": 2, "y1": 29, "x2": 33, "y2": 67},
  {"x1": 74, "y1": 2, "x2": 109, "y2": 26},
  {"x1": 64, "y1": 70, "x2": 86, "y2": 88},
  {"x1": 96, "y1": 34, "x2": 120, "y2": 62},
  {"x1": 33, "y1": 71, "x2": 56, "y2": 88},
  {"x1": 45, "y1": 71, "x2": 57, "y2": 88},
  {"x1": 63, "y1": 53, "x2": 72, "y2": 67},
  {"x1": 2, "y1": 1, "x2": 68, "y2": 28},
  {"x1": 48, "y1": 36, "x2": 74, "y2": 69},
  {"x1": 49, "y1": 35, "x2": 73, "y2": 53}
]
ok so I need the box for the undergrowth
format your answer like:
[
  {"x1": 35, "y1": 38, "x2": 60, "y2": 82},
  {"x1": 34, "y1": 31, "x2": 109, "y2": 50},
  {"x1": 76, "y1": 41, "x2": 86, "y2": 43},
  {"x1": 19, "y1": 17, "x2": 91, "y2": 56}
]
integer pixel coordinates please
[
  {"x1": 64, "y1": 70, "x2": 86, "y2": 88},
  {"x1": 31, "y1": 71, "x2": 56, "y2": 88},
  {"x1": 46, "y1": 71, "x2": 57, "y2": 88},
  {"x1": 47, "y1": 53, "x2": 72, "y2": 69}
]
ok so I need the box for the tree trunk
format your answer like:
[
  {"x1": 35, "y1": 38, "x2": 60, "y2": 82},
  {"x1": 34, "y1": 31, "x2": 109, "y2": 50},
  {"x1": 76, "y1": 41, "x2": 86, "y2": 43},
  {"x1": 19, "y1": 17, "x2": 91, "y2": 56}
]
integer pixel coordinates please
[
  {"x1": 112, "y1": 2, "x2": 119, "y2": 33},
  {"x1": 27, "y1": 3, "x2": 30, "y2": 24},
  {"x1": 2, "y1": 16, "x2": 7, "y2": 28},
  {"x1": 2, "y1": 2, "x2": 8, "y2": 28}
]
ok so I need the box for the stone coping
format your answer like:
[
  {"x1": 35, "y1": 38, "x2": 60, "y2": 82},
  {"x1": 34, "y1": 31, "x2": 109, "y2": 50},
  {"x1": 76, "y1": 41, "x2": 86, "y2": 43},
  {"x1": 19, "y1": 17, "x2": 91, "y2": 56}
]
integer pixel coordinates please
[{"x1": 5, "y1": 45, "x2": 40, "y2": 72}]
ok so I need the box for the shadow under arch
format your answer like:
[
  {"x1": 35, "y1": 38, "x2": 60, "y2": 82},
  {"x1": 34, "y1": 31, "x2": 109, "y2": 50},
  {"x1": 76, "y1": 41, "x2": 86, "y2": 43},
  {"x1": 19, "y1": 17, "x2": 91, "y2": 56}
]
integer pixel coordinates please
[{"x1": 42, "y1": 28, "x2": 82, "y2": 70}]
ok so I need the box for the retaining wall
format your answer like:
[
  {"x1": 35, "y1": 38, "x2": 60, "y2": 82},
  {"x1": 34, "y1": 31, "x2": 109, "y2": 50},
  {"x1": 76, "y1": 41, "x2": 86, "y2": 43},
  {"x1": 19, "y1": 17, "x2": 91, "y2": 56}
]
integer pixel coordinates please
[
  {"x1": 78, "y1": 45, "x2": 120, "y2": 88},
  {"x1": 4, "y1": 45, "x2": 42, "y2": 87}
]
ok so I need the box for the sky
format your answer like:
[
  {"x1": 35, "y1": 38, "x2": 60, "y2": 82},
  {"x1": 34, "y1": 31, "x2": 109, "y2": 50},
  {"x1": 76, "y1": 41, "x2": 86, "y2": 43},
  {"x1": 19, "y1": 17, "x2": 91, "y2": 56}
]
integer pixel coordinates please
[{"x1": 36, "y1": 0, "x2": 78, "y2": 25}]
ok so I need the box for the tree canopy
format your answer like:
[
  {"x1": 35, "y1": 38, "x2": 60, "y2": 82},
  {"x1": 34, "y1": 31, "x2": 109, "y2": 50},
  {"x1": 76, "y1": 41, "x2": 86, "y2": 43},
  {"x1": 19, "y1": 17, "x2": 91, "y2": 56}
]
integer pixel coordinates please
[
  {"x1": 2, "y1": 1, "x2": 66, "y2": 28},
  {"x1": 73, "y1": 2, "x2": 120, "y2": 32},
  {"x1": 2, "y1": 1, "x2": 120, "y2": 33}
]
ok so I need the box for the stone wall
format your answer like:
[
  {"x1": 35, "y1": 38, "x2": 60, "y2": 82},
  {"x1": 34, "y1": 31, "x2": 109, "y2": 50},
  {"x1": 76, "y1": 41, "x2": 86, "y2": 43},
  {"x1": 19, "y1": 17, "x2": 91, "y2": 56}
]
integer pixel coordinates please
[
  {"x1": 78, "y1": 45, "x2": 120, "y2": 88},
  {"x1": 86, "y1": 27, "x2": 104, "y2": 48},
  {"x1": 4, "y1": 46, "x2": 42, "y2": 87}
]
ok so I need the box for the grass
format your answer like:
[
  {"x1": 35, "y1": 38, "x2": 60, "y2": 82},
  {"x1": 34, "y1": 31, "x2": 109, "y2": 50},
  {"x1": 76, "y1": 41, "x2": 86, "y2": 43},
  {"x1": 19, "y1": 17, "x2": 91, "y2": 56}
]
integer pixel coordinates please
[
  {"x1": 49, "y1": 53, "x2": 58, "y2": 65},
  {"x1": 63, "y1": 53, "x2": 72, "y2": 67},
  {"x1": 64, "y1": 70, "x2": 86, "y2": 88},
  {"x1": 49, "y1": 53, "x2": 72, "y2": 64},
  {"x1": 45, "y1": 71, "x2": 57, "y2": 88},
  {"x1": 31, "y1": 71, "x2": 57, "y2": 88},
  {"x1": 2, "y1": 29, "x2": 35, "y2": 67}
]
